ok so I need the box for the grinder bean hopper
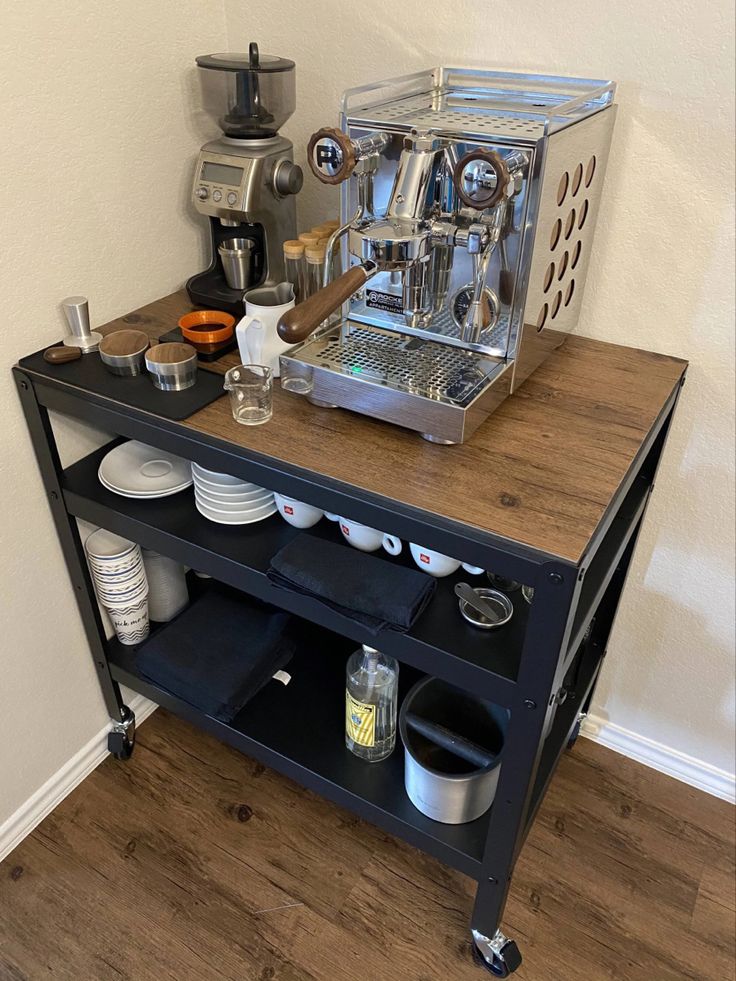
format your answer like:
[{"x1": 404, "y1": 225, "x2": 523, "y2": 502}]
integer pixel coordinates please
[{"x1": 278, "y1": 68, "x2": 617, "y2": 443}]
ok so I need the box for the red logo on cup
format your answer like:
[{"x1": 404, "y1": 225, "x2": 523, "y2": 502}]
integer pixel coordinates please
[
  {"x1": 420, "y1": 553, "x2": 430, "y2": 564},
  {"x1": 284, "y1": 505, "x2": 294, "y2": 515},
  {"x1": 341, "y1": 524, "x2": 350, "y2": 536}
]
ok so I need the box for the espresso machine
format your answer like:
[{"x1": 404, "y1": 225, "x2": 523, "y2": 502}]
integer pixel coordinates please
[
  {"x1": 187, "y1": 44, "x2": 303, "y2": 316},
  {"x1": 278, "y1": 68, "x2": 617, "y2": 443}
]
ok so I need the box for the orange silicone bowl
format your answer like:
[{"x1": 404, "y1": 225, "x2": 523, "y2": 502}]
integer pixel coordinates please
[{"x1": 178, "y1": 310, "x2": 235, "y2": 345}]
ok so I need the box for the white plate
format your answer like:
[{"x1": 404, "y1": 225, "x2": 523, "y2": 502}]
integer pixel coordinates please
[
  {"x1": 195, "y1": 499, "x2": 277, "y2": 525},
  {"x1": 192, "y1": 476, "x2": 264, "y2": 496},
  {"x1": 194, "y1": 485, "x2": 272, "y2": 506},
  {"x1": 192, "y1": 477, "x2": 269, "y2": 501},
  {"x1": 99, "y1": 473, "x2": 192, "y2": 499},
  {"x1": 99, "y1": 441, "x2": 193, "y2": 497},
  {"x1": 191, "y1": 463, "x2": 262, "y2": 490},
  {"x1": 194, "y1": 490, "x2": 273, "y2": 514},
  {"x1": 85, "y1": 528, "x2": 137, "y2": 560}
]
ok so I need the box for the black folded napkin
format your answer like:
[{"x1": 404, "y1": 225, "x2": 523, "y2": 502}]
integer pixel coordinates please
[
  {"x1": 267, "y1": 534, "x2": 436, "y2": 635},
  {"x1": 137, "y1": 590, "x2": 295, "y2": 722}
]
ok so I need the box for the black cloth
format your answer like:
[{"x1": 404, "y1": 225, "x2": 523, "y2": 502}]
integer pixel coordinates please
[
  {"x1": 137, "y1": 590, "x2": 295, "y2": 722},
  {"x1": 267, "y1": 534, "x2": 436, "y2": 635}
]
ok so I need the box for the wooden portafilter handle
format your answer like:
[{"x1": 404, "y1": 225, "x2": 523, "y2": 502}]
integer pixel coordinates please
[{"x1": 277, "y1": 264, "x2": 375, "y2": 344}]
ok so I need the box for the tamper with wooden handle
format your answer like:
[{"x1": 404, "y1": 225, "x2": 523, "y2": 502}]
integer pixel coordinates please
[{"x1": 61, "y1": 295, "x2": 103, "y2": 353}]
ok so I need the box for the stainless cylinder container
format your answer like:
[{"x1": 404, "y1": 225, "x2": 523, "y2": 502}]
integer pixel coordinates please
[
  {"x1": 218, "y1": 237, "x2": 255, "y2": 290},
  {"x1": 145, "y1": 343, "x2": 198, "y2": 391},
  {"x1": 399, "y1": 677, "x2": 508, "y2": 824}
]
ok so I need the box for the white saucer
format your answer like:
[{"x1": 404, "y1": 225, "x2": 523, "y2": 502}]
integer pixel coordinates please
[
  {"x1": 99, "y1": 441, "x2": 192, "y2": 497},
  {"x1": 99, "y1": 472, "x2": 191, "y2": 499},
  {"x1": 195, "y1": 499, "x2": 277, "y2": 525}
]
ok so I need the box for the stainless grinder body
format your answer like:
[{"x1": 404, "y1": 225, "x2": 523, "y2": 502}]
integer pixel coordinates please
[{"x1": 282, "y1": 69, "x2": 617, "y2": 443}]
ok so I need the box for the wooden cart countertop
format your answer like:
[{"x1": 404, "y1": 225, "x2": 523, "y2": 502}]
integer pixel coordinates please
[{"x1": 100, "y1": 290, "x2": 687, "y2": 565}]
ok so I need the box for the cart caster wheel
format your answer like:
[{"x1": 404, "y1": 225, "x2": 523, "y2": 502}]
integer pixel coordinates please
[
  {"x1": 108, "y1": 706, "x2": 136, "y2": 760},
  {"x1": 567, "y1": 711, "x2": 587, "y2": 750},
  {"x1": 472, "y1": 930, "x2": 522, "y2": 976}
]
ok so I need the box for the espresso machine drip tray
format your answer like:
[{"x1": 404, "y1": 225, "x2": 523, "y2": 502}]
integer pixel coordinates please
[{"x1": 281, "y1": 322, "x2": 511, "y2": 444}]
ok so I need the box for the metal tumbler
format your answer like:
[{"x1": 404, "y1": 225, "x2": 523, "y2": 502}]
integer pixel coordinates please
[{"x1": 218, "y1": 238, "x2": 255, "y2": 290}]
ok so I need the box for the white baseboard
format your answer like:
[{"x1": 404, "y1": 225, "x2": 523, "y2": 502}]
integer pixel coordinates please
[
  {"x1": 582, "y1": 713, "x2": 735, "y2": 804},
  {"x1": 0, "y1": 695, "x2": 157, "y2": 863}
]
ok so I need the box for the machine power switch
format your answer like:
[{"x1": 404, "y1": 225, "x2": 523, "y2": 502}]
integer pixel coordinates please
[{"x1": 195, "y1": 186, "x2": 209, "y2": 200}]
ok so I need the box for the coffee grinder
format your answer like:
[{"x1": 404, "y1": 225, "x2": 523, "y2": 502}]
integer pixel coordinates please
[{"x1": 186, "y1": 43, "x2": 303, "y2": 316}]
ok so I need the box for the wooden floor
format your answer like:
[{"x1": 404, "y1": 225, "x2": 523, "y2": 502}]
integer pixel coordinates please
[{"x1": 1, "y1": 711, "x2": 733, "y2": 981}]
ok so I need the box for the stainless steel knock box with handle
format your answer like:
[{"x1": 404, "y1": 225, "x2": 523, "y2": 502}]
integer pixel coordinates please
[{"x1": 279, "y1": 68, "x2": 616, "y2": 443}]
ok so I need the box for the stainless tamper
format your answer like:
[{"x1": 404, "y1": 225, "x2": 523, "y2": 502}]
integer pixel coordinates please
[{"x1": 61, "y1": 296, "x2": 103, "y2": 353}]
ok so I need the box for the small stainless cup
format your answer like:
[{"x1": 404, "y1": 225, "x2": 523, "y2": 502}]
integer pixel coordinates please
[
  {"x1": 218, "y1": 238, "x2": 255, "y2": 290},
  {"x1": 145, "y1": 343, "x2": 198, "y2": 391},
  {"x1": 458, "y1": 587, "x2": 514, "y2": 630}
]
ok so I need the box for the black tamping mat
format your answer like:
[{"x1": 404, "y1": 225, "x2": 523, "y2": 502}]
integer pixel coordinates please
[{"x1": 19, "y1": 343, "x2": 226, "y2": 421}]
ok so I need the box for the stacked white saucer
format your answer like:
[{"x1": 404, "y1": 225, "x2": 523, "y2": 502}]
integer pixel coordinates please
[
  {"x1": 85, "y1": 529, "x2": 149, "y2": 645},
  {"x1": 192, "y1": 463, "x2": 276, "y2": 525},
  {"x1": 98, "y1": 441, "x2": 192, "y2": 499}
]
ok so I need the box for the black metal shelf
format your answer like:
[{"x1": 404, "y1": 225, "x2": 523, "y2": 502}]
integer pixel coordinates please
[
  {"x1": 62, "y1": 443, "x2": 529, "y2": 706},
  {"x1": 524, "y1": 636, "x2": 605, "y2": 837},
  {"x1": 564, "y1": 475, "x2": 650, "y2": 664},
  {"x1": 107, "y1": 606, "x2": 489, "y2": 879},
  {"x1": 15, "y1": 350, "x2": 682, "y2": 964}
]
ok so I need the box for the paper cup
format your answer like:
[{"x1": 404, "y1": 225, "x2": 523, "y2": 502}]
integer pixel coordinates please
[{"x1": 106, "y1": 597, "x2": 150, "y2": 645}]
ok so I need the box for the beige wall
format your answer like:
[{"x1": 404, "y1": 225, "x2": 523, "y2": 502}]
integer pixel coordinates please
[
  {"x1": 0, "y1": 2, "x2": 226, "y2": 823},
  {"x1": 225, "y1": 1, "x2": 735, "y2": 774},
  {"x1": 1, "y1": 0, "x2": 733, "y2": 830}
]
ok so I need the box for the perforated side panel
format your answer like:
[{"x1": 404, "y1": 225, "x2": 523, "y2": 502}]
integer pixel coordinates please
[{"x1": 514, "y1": 107, "x2": 616, "y2": 388}]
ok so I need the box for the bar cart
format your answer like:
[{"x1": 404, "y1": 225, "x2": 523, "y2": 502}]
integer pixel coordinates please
[{"x1": 14, "y1": 291, "x2": 686, "y2": 976}]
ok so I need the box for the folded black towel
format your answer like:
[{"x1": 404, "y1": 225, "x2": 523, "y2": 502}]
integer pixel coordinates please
[
  {"x1": 267, "y1": 534, "x2": 436, "y2": 635},
  {"x1": 137, "y1": 590, "x2": 295, "y2": 722}
]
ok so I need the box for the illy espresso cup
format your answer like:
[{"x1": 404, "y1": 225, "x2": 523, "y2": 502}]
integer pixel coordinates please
[
  {"x1": 274, "y1": 493, "x2": 324, "y2": 529},
  {"x1": 409, "y1": 543, "x2": 484, "y2": 578},
  {"x1": 326, "y1": 514, "x2": 402, "y2": 555}
]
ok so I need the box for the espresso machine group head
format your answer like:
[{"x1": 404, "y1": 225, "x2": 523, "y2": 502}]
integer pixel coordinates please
[
  {"x1": 187, "y1": 43, "x2": 303, "y2": 316},
  {"x1": 278, "y1": 68, "x2": 617, "y2": 443}
]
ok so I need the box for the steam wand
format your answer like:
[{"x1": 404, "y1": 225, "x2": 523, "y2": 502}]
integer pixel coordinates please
[{"x1": 460, "y1": 210, "x2": 504, "y2": 344}]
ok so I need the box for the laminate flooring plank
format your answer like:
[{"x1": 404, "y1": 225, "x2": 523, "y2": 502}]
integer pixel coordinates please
[{"x1": 1, "y1": 710, "x2": 732, "y2": 981}]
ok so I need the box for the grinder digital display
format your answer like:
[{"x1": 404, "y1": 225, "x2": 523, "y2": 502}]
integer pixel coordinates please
[{"x1": 200, "y1": 162, "x2": 244, "y2": 185}]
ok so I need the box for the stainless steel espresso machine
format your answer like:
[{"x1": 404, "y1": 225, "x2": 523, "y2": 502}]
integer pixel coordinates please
[
  {"x1": 187, "y1": 44, "x2": 303, "y2": 316},
  {"x1": 278, "y1": 68, "x2": 617, "y2": 443}
]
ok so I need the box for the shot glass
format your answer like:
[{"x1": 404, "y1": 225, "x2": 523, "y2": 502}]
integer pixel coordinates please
[
  {"x1": 280, "y1": 358, "x2": 314, "y2": 395},
  {"x1": 223, "y1": 364, "x2": 273, "y2": 426}
]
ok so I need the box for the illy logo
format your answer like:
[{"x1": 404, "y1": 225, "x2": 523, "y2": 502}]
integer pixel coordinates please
[
  {"x1": 420, "y1": 553, "x2": 430, "y2": 564},
  {"x1": 284, "y1": 505, "x2": 294, "y2": 515}
]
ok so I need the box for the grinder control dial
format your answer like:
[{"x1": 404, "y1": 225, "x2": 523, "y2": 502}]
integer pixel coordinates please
[{"x1": 307, "y1": 128, "x2": 357, "y2": 184}]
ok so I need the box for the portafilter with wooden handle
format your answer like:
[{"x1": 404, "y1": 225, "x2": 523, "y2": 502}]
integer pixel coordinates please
[
  {"x1": 277, "y1": 261, "x2": 377, "y2": 345},
  {"x1": 277, "y1": 217, "x2": 433, "y2": 345}
]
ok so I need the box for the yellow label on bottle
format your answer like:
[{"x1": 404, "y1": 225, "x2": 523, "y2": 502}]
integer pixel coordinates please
[{"x1": 346, "y1": 690, "x2": 376, "y2": 747}]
